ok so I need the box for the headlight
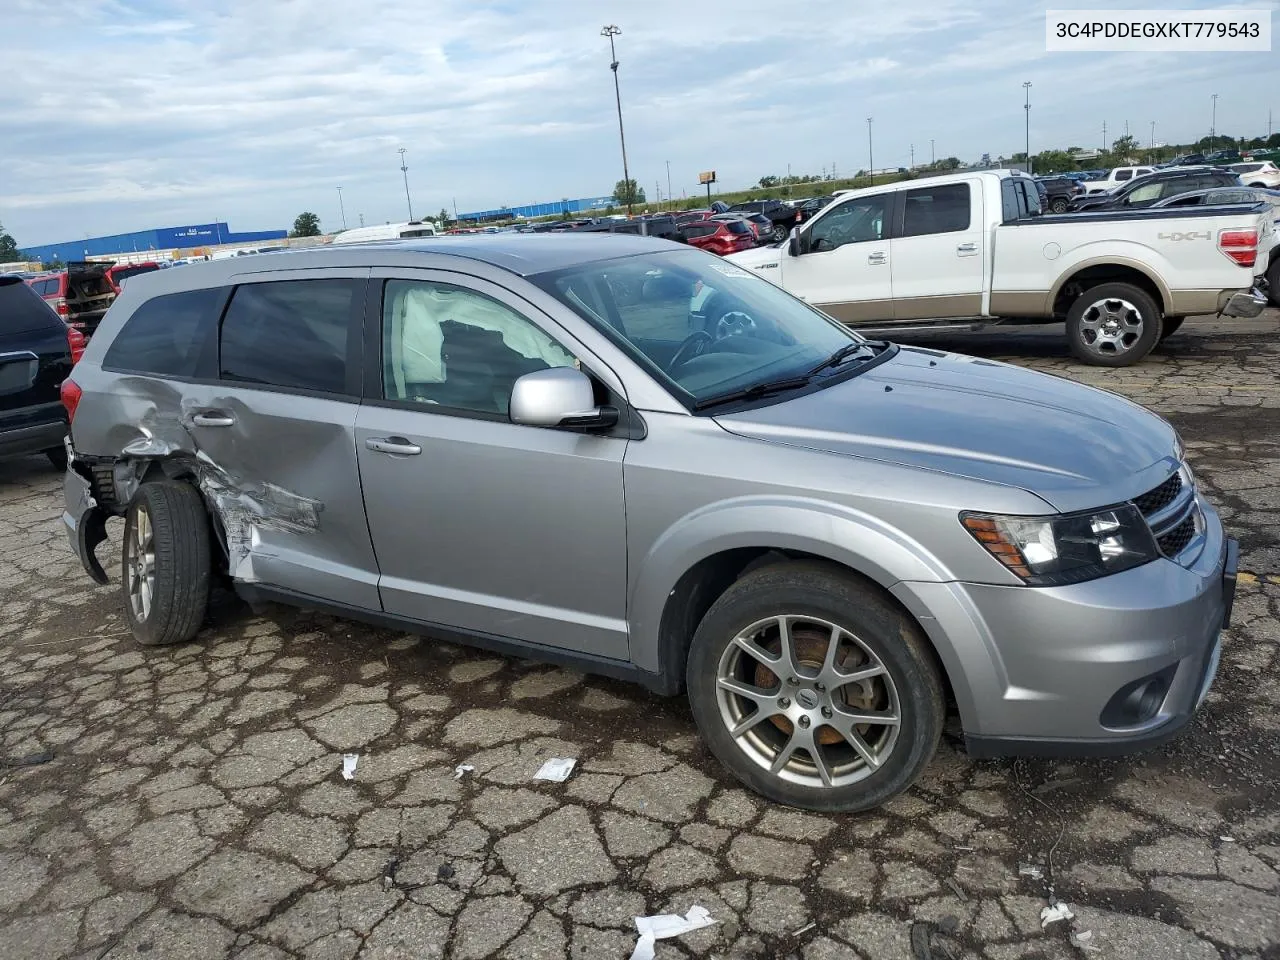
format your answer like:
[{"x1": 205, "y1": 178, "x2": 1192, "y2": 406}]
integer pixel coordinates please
[{"x1": 961, "y1": 505, "x2": 1159, "y2": 586}]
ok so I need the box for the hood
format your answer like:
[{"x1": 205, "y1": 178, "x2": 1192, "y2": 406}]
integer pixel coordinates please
[{"x1": 714, "y1": 346, "x2": 1179, "y2": 513}]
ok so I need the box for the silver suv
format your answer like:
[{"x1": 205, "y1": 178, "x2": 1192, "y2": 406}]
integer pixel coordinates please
[{"x1": 60, "y1": 236, "x2": 1237, "y2": 811}]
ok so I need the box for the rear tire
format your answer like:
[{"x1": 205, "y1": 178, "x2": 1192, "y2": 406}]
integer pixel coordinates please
[
  {"x1": 1267, "y1": 259, "x2": 1280, "y2": 308},
  {"x1": 1065, "y1": 282, "x2": 1162, "y2": 367},
  {"x1": 685, "y1": 561, "x2": 945, "y2": 812},
  {"x1": 45, "y1": 446, "x2": 67, "y2": 471},
  {"x1": 1050, "y1": 198, "x2": 1070, "y2": 214},
  {"x1": 122, "y1": 481, "x2": 211, "y2": 647},
  {"x1": 1159, "y1": 316, "x2": 1185, "y2": 341}
]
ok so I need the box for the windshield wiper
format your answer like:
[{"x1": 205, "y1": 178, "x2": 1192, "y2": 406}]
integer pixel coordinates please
[
  {"x1": 693, "y1": 376, "x2": 812, "y2": 411},
  {"x1": 805, "y1": 340, "x2": 883, "y2": 377}
]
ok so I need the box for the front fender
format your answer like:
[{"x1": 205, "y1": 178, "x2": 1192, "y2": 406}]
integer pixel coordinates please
[{"x1": 628, "y1": 495, "x2": 952, "y2": 677}]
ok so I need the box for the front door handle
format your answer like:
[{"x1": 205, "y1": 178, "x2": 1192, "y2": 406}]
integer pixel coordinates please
[
  {"x1": 366, "y1": 436, "x2": 422, "y2": 456},
  {"x1": 867, "y1": 251, "x2": 887, "y2": 264},
  {"x1": 957, "y1": 242, "x2": 978, "y2": 255},
  {"x1": 191, "y1": 412, "x2": 235, "y2": 428}
]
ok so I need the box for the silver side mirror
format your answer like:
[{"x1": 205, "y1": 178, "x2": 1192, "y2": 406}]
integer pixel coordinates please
[
  {"x1": 509, "y1": 367, "x2": 618, "y2": 430},
  {"x1": 787, "y1": 225, "x2": 801, "y2": 257}
]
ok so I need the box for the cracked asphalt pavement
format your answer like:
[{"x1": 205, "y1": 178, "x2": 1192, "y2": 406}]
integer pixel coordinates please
[{"x1": 2, "y1": 312, "x2": 1278, "y2": 960}]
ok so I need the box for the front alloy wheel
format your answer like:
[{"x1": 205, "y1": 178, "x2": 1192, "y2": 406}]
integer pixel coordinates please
[
  {"x1": 715, "y1": 615, "x2": 901, "y2": 788},
  {"x1": 124, "y1": 503, "x2": 156, "y2": 623}
]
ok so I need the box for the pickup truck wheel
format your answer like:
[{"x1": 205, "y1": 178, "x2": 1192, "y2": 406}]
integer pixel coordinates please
[
  {"x1": 1050, "y1": 198, "x2": 1070, "y2": 214},
  {"x1": 1066, "y1": 283, "x2": 1161, "y2": 366},
  {"x1": 1266, "y1": 259, "x2": 1280, "y2": 308},
  {"x1": 686, "y1": 561, "x2": 944, "y2": 812},
  {"x1": 122, "y1": 480, "x2": 212, "y2": 647},
  {"x1": 1159, "y1": 316, "x2": 1185, "y2": 341}
]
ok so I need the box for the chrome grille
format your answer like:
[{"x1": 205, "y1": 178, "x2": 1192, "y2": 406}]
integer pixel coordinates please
[{"x1": 1133, "y1": 465, "x2": 1200, "y2": 561}]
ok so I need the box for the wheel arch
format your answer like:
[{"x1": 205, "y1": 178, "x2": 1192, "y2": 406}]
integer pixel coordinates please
[{"x1": 1051, "y1": 258, "x2": 1169, "y2": 318}]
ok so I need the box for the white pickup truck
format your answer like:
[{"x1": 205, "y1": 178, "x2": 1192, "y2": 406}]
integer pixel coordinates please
[
  {"x1": 1082, "y1": 165, "x2": 1155, "y2": 195},
  {"x1": 728, "y1": 169, "x2": 1271, "y2": 366}
]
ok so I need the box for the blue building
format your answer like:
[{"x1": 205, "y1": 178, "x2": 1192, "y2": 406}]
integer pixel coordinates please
[
  {"x1": 457, "y1": 195, "x2": 617, "y2": 222},
  {"x1": 23, "y1": 222, "x2": 287, "y2": 264}
]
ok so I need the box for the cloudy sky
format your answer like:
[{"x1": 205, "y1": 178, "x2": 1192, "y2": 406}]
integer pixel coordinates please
[{"x1": 2, "y1": 0, "x2": 1277, "y2": 246}]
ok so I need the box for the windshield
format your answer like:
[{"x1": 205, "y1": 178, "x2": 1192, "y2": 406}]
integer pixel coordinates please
[{"x1": 531, "y1": 249, "x2": 866, "y2": 408}]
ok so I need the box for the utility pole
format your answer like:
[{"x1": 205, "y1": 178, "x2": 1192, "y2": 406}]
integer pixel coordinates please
[
  {"x1": 1023, "y1": 81, "x2": 1032, "y2": 174},
  {"x1": 910, "y1": 144, "x2": 915, "y2": 169},
  {"x1": 1102, "y1": 120, "x2": 1108, "y2": 153},
  {"x1": 656, "y1": 180, "x2": 661, "y2": 210},
  {"x1": 336, "y1": 186, "x2": 347, "y2": 230},
  {"x1": 397, "y1": 147, "x2": 414, "y2": 221},
  {"x1": 601, "y1": 26, "x2": 632, "y2": 215},
  {"x1": 665, "y1": 161, "x2": 672, "y2": 211},
  {"x1": 930, "y1": 139, "x2": 935, "y2": 166},
  {"x1": 452, "y1": 197, "x2": 458, "y2": 220},
  {"x1": 866, "y1": 117, "x2": 874, "y2": 186},
  {"x1": 1150, "y1": 120, "x2": 1156, "y2": 162},
  {"x1": 359, "y1": 213, "x2": 365, "y2": 227},
  {"x1": 1210, "y1": 93, "x2": 1218, "y2": 151},
  {"x1": 1268, "y1": 108, "x2": 1273, "y2": 138}
]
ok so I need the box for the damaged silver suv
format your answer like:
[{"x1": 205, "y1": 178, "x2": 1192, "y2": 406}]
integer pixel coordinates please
[{"x1": 61, "y1": 236, "x2": 1237, "y2": 811}]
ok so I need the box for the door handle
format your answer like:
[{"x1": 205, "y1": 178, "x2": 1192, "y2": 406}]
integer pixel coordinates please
[
  {"x1": 957, "y1": 242, "x2": 978, "y2": 255},
  {"x1": 867, "y1": 252, "x2": 887, "y2": 264},
  {"x1": 365, "y1": 436, "x2": 422, "y2": 456},
  {"x1": 191, "y1": 412, "x2": 235, "y2": 428}
]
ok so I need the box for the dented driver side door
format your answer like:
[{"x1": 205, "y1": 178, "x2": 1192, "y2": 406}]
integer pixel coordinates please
[{"x1": 181, "y1": 268, "x2": 381, "y2": 609}]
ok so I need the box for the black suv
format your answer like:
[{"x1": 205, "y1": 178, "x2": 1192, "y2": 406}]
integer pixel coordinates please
[
  {"x1": 1036, "y1": 176, "x2": 1083, "y2": 213},
  {"x1": 727, "y1": 200, "x2": 796, "y2": 241},
  {"x1": 1, "y1": 276, "x2": 84, "y2": 469},
  {"x1": 1070, "y1": 167, "x2": 1242, "y2": 212}
]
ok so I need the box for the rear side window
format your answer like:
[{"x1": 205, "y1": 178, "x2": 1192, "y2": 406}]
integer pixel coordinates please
[
  {"x1": 0, "y1": 279, "x2": 60, "y2": 336},
  {"x1": 683, "y1": 224, "x2": 716, "y2": 238},
  {"x1": 102, "y1": 288, "x2": 222, "y2": 377},
  {"x1": 725, "y1": 221, "x2": 752, "y2": 235},
  {"x1": 1115, "y1": 170, "x2": 1133, "y2": 182},
  {"x1": 900, "y1": 184, "x2": 972, "y2": 236},
  {"x1": 219, "y1": 279, "x2": 360, "y2": 395}
]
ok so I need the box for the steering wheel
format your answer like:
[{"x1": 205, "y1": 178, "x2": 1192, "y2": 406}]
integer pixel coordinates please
[
  {"x1": 715, "y1": 310, "x2": 757, "y2": 339},
  {"x1": 667, "y1": 330, "x2": 715, "y2": 371}
]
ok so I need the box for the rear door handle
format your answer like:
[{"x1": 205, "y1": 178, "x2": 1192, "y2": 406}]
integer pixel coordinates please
[
  {"x1": 868, "y1": 252, "x2": 887, "y2": 264},
  {"x1": 365, "y1": 436, "x2": 422, "y2": 456},
  {"x1": 191, "y1": 412, "x2": 236, "y2": 428}
]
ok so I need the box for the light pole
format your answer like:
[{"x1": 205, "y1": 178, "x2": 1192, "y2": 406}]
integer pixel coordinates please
[
  {"x1": 909, "y1": 144, "x2": 915, "y2": 169},
  {"x1": 1150, "y1": 121, "x2": 1156, "y2": 162},
  {"x1": 866, "y1": 117, "x2": 874, "y2": 186},
  {"x1": 665, "y1": 160, "x2": 672, "y2": 211},
  {"x1": 930, "y1": 139, "x2": 935, "y2": 166},
  {"x1": 1022, "y1": 81, "x2": 1032, "y2": 174},
  {"x1": 1210, "y1": 93, "x2": 1218, "y2": 151},
  {"x1": 337, "y1": 186, "x2": 347, "y2": 230},
  {"x1": 397, "y1": 148, "x2": 414, "y2": 221},
  {"x1": 601, "y1": 25, "x2": 633, "y2": 215}
]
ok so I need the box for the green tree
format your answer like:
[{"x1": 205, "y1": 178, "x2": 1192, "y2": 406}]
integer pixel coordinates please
[
  {"x1": 758, "y1": 175, "x2": 780, "y2": 188},
  {"x1": 612, "y1": 179, "x2": 646, "y2": 207},
  {"x1": 0, "y1": 222, "x2": 20, "y2": 262},
  {"x1": 437, "y1": 208, "x2": 451, "y2": 227},
  {"x1": 937, "y1": 156, "x2": 962, "y2": 170},
  {"x1": 1033, "y1": 149, "x2": 1077, "y2": 174},
  {"x1": 291, "y1": 211, "x2": 322, "y2": 237},
  {"x1": 1109, "y1": 135, "x2": 1139, "y2": 162}
]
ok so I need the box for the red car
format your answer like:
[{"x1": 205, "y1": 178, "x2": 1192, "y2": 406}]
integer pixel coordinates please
[
  {"x1": 711, "y1": 213, "x2": 770, "y2": 245},
  {"x1": 104, "y1": 261, "x2": 162, "y2": 294},
  {"x1": 677, "y1": 219, "x2": 755, "y2": 256}
]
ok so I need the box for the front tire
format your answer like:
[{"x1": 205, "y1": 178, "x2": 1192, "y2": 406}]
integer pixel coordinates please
[
  {"x1": 686, "y1": 561, "x2": 945, "y2": 812},
  {"x1": 1065, "y1": 282, "x2": 1162, "y2": 366},
  {"x1": 122, "y1": 481, "x2": 211, "y2": 647}
]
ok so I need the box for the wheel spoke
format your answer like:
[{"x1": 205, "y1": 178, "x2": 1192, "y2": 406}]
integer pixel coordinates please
[
  {"x1": 775, "y1": 616, "x2": 801, "y2": 677},
  {"x1": 810, "y1": 742, "x2": 835, "y2": 787},
  {"x1": 768, "y1": 729, "x2": 803, "y2": 774},
  {"x1": 835, "y1": 706, "x2": 900, "y2": 727},
  {"x1": 729, "y1": 708, "x2": 779, "y2": 738},
  {"x1": 835, "y1": 724, "x2": 881, "y2": 769},
  {"x1": 731, "y1": 632, "x2": 781, "y2": 670},
  {"x1": 716, "y1": 676, "x2": 777, "y2": 709}
]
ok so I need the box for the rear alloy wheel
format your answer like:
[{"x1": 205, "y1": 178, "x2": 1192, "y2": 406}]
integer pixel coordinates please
[
  {"x1": 772, "y1": 223, "x2": 789, "y2": 242},
  {"x1": 123, "y1": 481, "x2": 212, "y2": 646},
  {"x1": 1066, "y1": 282, "x2": 1162, "y2": 366},
  {"x1": 686, "y1": 561, "x2": 945, "y2": 812},
  {"x1": 1050, "y1": 197, "x2": 1070, "y2": 213}
]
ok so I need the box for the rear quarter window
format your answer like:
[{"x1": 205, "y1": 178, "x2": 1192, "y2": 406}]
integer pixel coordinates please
[{"x1": 102, "y1": 287, "x2": 224, "y2": 378}]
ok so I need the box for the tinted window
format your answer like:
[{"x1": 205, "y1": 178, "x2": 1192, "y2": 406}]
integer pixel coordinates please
[
  {"x1": 382, "y1": 280, "x2": 575, "y2": 416},
  {"x1": 219, "y1": 279, "x2": 359, "y2": 394},
  {"x1": 1015, "y1": 179, "x2": 1041, "y2": 216},
  {"x1": 0, "y1": 279, "x2": 61, "y2": 336},
  {"x1": 102, "y1": 288, "x2": 222, "y2": 377},
  {"x1": 1125, "y1": 182, "x2": 1165, "y2": 206},
  {"x1": 1114, "y1": 170, "x2": 1132, "y2": 182},
  {"x1": 112, "y1": 264, "x2": 161, "y2": 285},
  {"x1": 900, "y1": 184, "x2": 971, "y2": 237},
  {"x1": 682, "y1": 224, "x2": 717, "y2": 238},
  {"x1": 1001, "y1": 180, "x2": 1021, "y2": 222},
  {"x1": 807, "y1": 194, "x2": 889, "y2": 251},
  {"x1": 725, "y1": 221, "x2": 753, "y2": 235}
]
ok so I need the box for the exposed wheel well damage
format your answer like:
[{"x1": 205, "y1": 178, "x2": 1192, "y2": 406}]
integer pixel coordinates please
[{"x1": 656, "y1": 548, "x2": 957, "y2": 717}]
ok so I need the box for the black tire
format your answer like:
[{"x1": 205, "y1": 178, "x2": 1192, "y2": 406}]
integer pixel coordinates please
[
  {"x1": 1159, "y1": 316, "x2": 1185, "y2": 341},
  {"x1": 1267, "y1": 258, "x2": 1280, "y2": 309},
  {"x1": 122, "y1": 480, "x2": 211, "y2": 647},
  {"x1": 771, "y1": 222, "x2": 789, "y2": 242},
  {"x1": 1050, "y1": 197, "x2": 1070, "y2": 214},
  {"x1": 45, "y1": 446, "x2": 67, "y2": 471},
  {"x1": 1065, "y1": 281, "x2": 1162, "y2": 367},
  {"x1": 686, "y1": 561, "x2": 945, "y2": 812}
]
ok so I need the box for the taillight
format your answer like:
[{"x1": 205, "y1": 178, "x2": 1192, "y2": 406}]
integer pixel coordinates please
[
  {"x1": 67, "y1": 326, "x2": 87, "y2": 364},
  {"x1": 1219, "y1": 228, "x2": 1258, "y2": 268},
  {"x1": 61, "y1": 378, "x2": 82, "y2": 423},
  {"x1": 53, "y1": 298, "x2": 68, "y2": 316}
]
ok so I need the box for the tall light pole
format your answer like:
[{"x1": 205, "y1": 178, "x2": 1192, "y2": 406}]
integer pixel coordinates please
[
  {"x1": 601, "y1": 25, "x2": 632, "y2": 215},
  {"x1": 397, "y1": 147, "x2": 414, "y2": 221},
  {"x1": 909, "y1": 144, "x2": 915, "y2": 169},
  {"x1": 336, "y1": 186, "x2": 347, "y2": 230},
  {"x1": 866, "y1": 117, "x2": 874, "y2": 186},
  {"x1": 1210, "y1": 93, "x2": 1218, "y2": 151},
  {"x1": 1150, "y1": 120, "x2": 1156, "y2": 162},
  {"x1": 1022, "y1": 81, "x2": 1032, "y2": 174},
  {"x1": 665, "y1": 160, "x2": 672, "y2": 212},
  {"x1": 1102, "y1": 120, "x2": 1108, "y2": 153},
  {"x1": 930, "y1": 139, "x2": 935, "y2": 166}
]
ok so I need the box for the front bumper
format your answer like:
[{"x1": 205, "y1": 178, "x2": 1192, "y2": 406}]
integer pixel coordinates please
[
  {"x1": 894, "y1": 497, "x2": 1235, "y2": 757},
  {"x1": 1220, "y1": 287, "x2": 1268, "y2": 319}
]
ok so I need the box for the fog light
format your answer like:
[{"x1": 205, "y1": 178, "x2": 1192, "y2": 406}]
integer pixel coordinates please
[{"x1": 1100, "y1": 665, "x2": 1177, "y2": 728}]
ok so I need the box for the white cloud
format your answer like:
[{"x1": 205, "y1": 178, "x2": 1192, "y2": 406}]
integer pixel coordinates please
[{"x1": 0, "y1": 0, "x2": 1276, "y2": 244}]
